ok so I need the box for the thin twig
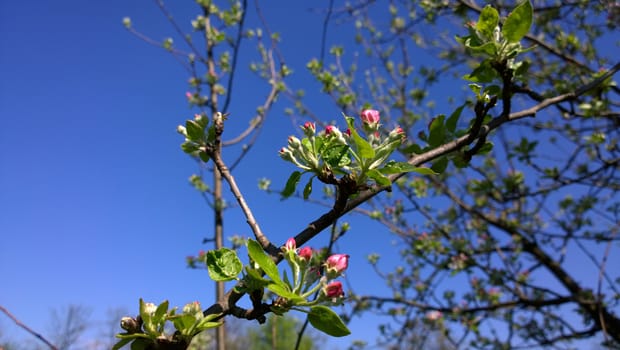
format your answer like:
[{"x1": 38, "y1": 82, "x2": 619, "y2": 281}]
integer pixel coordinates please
[{"x1": 0, "y1": 305, "x2": 58, "y2": 350}]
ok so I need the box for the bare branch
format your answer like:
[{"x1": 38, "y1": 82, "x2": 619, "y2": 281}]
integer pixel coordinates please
[{"x1": 0, "y1": 305, "x2": 58, "y2": 350}]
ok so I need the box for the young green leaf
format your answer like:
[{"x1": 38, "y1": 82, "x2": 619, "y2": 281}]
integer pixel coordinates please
[
  {"x1": 366, "y1": 169, "x2": 391, "y2": 186},
  {"x1": 153, "y1": 301, "x2": 169, "y2": 323},
  {"x1": 185, "y1": 120, "x2": 204, "y2": 141},
  {"x1": 241, "y1": 266, "x2": 271, "y2": 291},
  {"x1": 308, "y1": 305, "x2": 351, "y2": 337},
  {"x1": 198, "y1": 151, "x2": 210, "y2": 163},
  {"x1": 428, "y1": 115, "x2": 446, "y2": 147},
  {"x1": 206, "y1": 248, "x2": 243, "y2": 282},
  {"x1": 303, "y1": 176, "x2": 313, "y2": 199},
  {"x1": 195, "y1": 317, "x2": 223, "y2": 332},
  {"x1": 380, "y1": 161, "x2": 438, "y2": 175},
  {"x1": 266, "y1": 283, "x2": 305, "y2": 303},
  {"x1": 246, "y1": 239, "x2": 284, "y2": 286},
  {"x1": 477, "y1": 5, "x2": 499, "y2": 40},
  {"x1": 345, "y1": 116, "x2": 375, "y2": 159},
  {"x1": 281, "y1": 171, "x2": 302, "y2": 199},
  {"x1": 446, "y1": 104, "x2": 466, "y2": 133},
  {"x1": 111, "y1": 338, "x2": 133, "y2": 350},
  {"x1": 502, "y1": 0, "x2": 533, "y2": 43},
  {"x1": 181, "y1": 141, "x2": 199, "y2": 153},
  {"x1": 464, "y1": 59, "x2": 498, "y2": 83}
]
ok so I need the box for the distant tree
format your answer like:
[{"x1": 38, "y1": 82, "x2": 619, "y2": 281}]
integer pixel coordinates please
[{"x1": 48, "y1": 305, "x2": 91, "y2": 350}]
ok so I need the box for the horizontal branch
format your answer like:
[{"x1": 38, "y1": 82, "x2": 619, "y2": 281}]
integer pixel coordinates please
[{"x1": 355, "y1": 294, "x2": 574, "y2": 314}]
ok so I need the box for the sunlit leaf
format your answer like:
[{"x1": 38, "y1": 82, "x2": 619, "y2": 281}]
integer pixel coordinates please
[
  {"x1": 308, "y1": 305, "x2": 351, "y2": 337},
  {"x1": 345, "y1": 116, "x2": 375, "y2": 159},
  {"x1": 476, "y1": 6, "x2": 499, "y2": 40},
  {"x1": 281, "y1": 171, "x2": 302, "y2": 199},
  {"x1": 246, "y1": 239, "x2": 284, "y2": 286},
  {"x1": 446, "y1": 104, "x2": 466, "y2": 133},
  {"x1": 428, "y1": 115, "x2": 446, "y2": 147},
  {"x1": 185, "y1": 120, "x2": 204, "y2": 141},
  {"x1": 366, "y1": 168, "x2": 391, "y2": 186},
  {"x1": 206, "y1": 248, "x2": 242, "y2": 282},
  {"x1": 503, "y1": 0, "x2": 533, "y2": 43},
  {"x1": 380, "y1": 161, "x2": 438, "y2": 175}
]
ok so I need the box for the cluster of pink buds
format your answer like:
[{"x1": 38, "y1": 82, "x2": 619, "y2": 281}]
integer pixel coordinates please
[
  {"x1": 281, "y1": 237, "x2": 349, "y2": 305},
  {"x1": 279, "y1": 107, "x2": 411, "y2": 194}
]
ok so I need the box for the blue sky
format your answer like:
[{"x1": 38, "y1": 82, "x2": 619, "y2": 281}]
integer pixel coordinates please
[
  {"x1": 1, "y1": 1, "x2": 618, "y2": 349},
  {"x1": 0, "y1": 1, "x2": 404, "y2": 348}
]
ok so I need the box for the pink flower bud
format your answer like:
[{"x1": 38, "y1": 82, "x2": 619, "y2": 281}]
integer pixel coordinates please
[
  {"x1": 360, "y1": 109, "x2": 380, "y2": 125},
  {"x1": 388, "y1": 126, "x2": 405, "y2": 142},
  {"x1": 186, "y1": 91, "x2": 193, "y2": 100},
  {"x1": 325, "y1": 125, "x2": 337, "y2": 135},
  {"x1": 284, "y1": 237, "x2": 296, "y2": 252},
  {"x1": 323, "y1": 281, "x2": 344, "y2": 298},
  {"x1": 298, "y1": 246, "x2": 313, "y2": 261},
  {"x1": 325, "y1": 253, "x2": 349, "y2": 277},
  {"x1": 301, "y1": 121, "x2": 316, "y2": 136}
]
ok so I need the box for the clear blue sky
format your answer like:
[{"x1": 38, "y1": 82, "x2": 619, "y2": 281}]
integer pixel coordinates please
[
  {"x1": 0, "y1": 1, "x2": 405, "y2": 348},
  {"x1": 1, "y1": 1, "x2": 617, "y2": 349}
]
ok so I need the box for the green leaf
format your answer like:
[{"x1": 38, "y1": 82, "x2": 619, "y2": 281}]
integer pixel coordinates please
[
  {"x1": 484, "y1": 85, "x2": 501, "y2": 97},
  {"x1": 153, "y1": 301, "x2": 169, "y2": 323},
  {"x1": 502, "y1": 0, "x2": 532, "y2": 43},
  {"x1": 366, "y1": 169, "x2": 391, "y2": 186},
  {"x1": 130, "y1": 339, "x2": 148, "y2": 350},
  {"x1": 241, "y1": 266, "x2": 271, "y2": 291},
  {"x1": 170, "y1": 314, "x2": 195, "y2": 333},
  {"x1": 431, "y1": 156, "x2": 449, "y2": 174},
  {"x1": 380, "y1": 161, "x2": 438, "y2": 175},
  {"x1": 195, "y1": 317, "x2": 223, "y2": 332},
  {"x1": 181, "y1": 141, "x2": 199, "y2": 153},
  {"x1": 198, "y1": 151, "x2": 210, "y2": 163},
  {"x1": 303, "y1": 176, "x2": 313, "y2": 199},
  {"x1": 476, "y1": 5, "x2": 499, "y2": 40},
  {"x1": 308, "y1": 305, "x2": 351, "y2": 337},
  {"x1": 185, "y1": 120, "x2": 204, "y2": 141},
  {"x1": 464, "y1": 59, "x2": 497, "y2": 83},
  {"x1": 246, "y1": 239, "x2": 284, "y2": 286},
  {"x1": 266, "y1": 283, "x2": 305, "y2": 303},
  {"x1": 477, "y1": 141, "x2": 494, "y2": 154},
  {"x1": 345, "y1": 116, "x2": 375, "y2": 159},
  {"x1": 281, "y1": 171, "x2": 302, "y2": 199},
  {"x1": 206, "y1": 248, "x2": 242, "y2": 282},
  {"x1": 323, "y1": 144, "x2": 351, "y2": 168},
  {"x1": 446, "y1": 104, "x2": 465, "y2": 133},
  {"x1": 465, "y1": 41, "x2": 497, "y2": 56},
  {"x1": 112, "y1": 338, "x2": 133, "y2": 350},
  {"x1": 428, "y1": 115, "x2": 446, "y2": 147}
]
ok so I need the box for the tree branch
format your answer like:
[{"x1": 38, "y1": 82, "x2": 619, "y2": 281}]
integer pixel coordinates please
[{"x1": 0, "y1": 305, "x2": 58, "y2": 350}]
